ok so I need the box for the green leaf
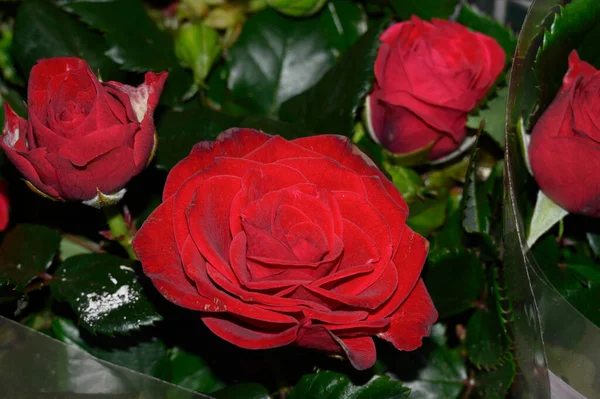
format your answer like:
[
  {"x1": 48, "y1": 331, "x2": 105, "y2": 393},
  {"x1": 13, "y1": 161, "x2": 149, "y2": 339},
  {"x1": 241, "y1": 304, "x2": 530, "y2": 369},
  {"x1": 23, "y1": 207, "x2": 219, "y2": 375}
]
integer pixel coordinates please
[
  {"x1": 320, "y1": 0, "x2": 368, "y2": 55},
  {"x1": 279, "y1": 19, "x2": 386, "y2": 136},
  {"x1": 535, "y1": 0, "x2": 600, "y2": 115},
  {"x1": 60, "y1": 0, "x2": 193, "y2": 105},
  {"x1": 0, "y1": 224, "x2": 61, "y2": 290},
  {"x1": 169, "y1": 347, "x2": 226, "y2": 394},
  {"x1": 154, "y1": 107, "x2": 238, "y2": 170},
  {"x1": 399, "y1": 325, "x2": 467, "y2": 399},
  {"x1": 175, "y1": 22, "x2": 222, "y2": 84},
  {"x1": 288, "y1": 371, "x2": 410, "y2": 399},
  {"x1": 383, "y1": 162, "x2": 424, "y2": 203},
  {"x1": 424, "y1": 156, "x2": 470, "y2": 191},
  {"x1": 407, "y1": 192, "x2": 448, "y2": 237},
  {"x1": 457, "y1": 4, "x2": 516, "y2": 57},
  {"x1": 212, "y1": 383, "x2": 270, "y2": 399},
  {"x1": 533, "y1": 235, "x2": 600, "y2": 326},
  {"x1": 0, "y1": 25, "x2": 23, "y2": 86},
  {"x1": 12, "y1": 0, "x2": 124, "y2": 81},
  {"x1": 52, "y1": 317, "x2": 169, "y2": 377},
  {"x1": 59, "y1": 235, "x2": 102, "y2": 261},
  {"x1": 473, "y1": 355, "x2": 516, "y2": 399},
  {"x1": 566, "y1": 262, "x2": 600, "y2": 289},
  {"x1": 390, "y1": 0, "x2": 459, "y2": 21},
  {"x1": 527, "y1": 190, "x2": 568, "y2": 248},
  {"x1": 461, "y1": 134, "x2": 491, "y2": 234},
  {"x1": 51, "y1": 254, "x2": 162, "y2": 334},
  {"x1": 465, "y1": 272, "x2": 510, "y2": 368},
  {"x1": 467, "y1": 87, "x2": 508, "y2": 149},
  {"x1": 424, "y1": 249, "x2": 484, "y2": 318},
  {"x1": 432, "y1": 192, "x2": 465, "y2": 251},
  {"x1": 238, "y1": 115, "x2": 313, "y2": 139},
  {"x1": 227, "y1": 9, "x2": 338, "y2": 115}
]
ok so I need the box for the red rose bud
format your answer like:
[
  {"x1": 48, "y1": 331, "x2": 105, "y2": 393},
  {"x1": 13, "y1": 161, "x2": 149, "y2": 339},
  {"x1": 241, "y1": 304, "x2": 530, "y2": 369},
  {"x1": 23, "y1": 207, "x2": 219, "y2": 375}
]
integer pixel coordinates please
[
  {"x1": 133, "y1": 128, "x2": 437, "y2": 370},
  {"x1": 366, "y1": 17, "x2": 505, "y2": 160},
  {"x1": 1, "y1": 57, "x2": 167, "y2": 207},
  {"x1": 0, "y1": 180, "x2": 9, "y2": 232},
  {"x1": 529, "y1": 51, "x2": 600, "y2": 217}
]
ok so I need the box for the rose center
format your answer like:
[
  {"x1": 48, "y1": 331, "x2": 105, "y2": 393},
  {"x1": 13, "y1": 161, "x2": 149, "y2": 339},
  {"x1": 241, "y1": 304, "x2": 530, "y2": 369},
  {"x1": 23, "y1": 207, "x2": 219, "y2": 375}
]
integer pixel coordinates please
[
  {"x1": 59, "y1": 101, "x2": 87, "y2": 123},
  {"x1": 240, "y1": 186, "x2": 334, "y2": 266}
]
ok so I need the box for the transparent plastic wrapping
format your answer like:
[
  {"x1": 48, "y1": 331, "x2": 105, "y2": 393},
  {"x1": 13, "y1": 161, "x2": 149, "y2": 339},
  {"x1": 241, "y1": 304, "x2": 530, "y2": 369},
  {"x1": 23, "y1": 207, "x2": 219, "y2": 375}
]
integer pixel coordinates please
[
  {"x1": 0, "y1": 316, "x2": 210, "y2": 398},
  {"x1": 504, "y1": 0, "x2": 600, "y2": 397}
]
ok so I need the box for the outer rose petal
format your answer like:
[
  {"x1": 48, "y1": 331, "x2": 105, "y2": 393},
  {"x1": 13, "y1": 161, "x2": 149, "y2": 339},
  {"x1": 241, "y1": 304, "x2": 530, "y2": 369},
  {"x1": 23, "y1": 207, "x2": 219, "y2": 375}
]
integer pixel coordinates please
[
  {"x1": 104, "y1": 71, "x2": 167, "y2": 172},
  {"x1": 163, "y1": 128, "x2": 270, "y2": 200},
  {"x1": 57, "y1": 123, "x2": 138, "y2": 167},
  {"x1": 203, "y1": 314, "x2": 298, "y2": 349},
  {"x1": 368, "y1": 94, "x2": 465, "y2": 159},
  {"x1": 132, "y1": 197, "x2": 213, "y2": 310},
  {"x1": 2, "y1": 103, "x2": 30, "y2": 153},
  {"x1": 378, "y1": 279, "x2": 437, "y2": 351},
  {"x1": 295, "y1": 323, "x2": 377, "y2": 370},
  {"x1": 45, "y1": 146, "x2": 136, "y2": 200},
  {"x1": 0, "y1": 181, "x2": 9, "y2": 231},
  {"x1": 530, "y1": 136, "x2": 600, "y2": 216},
  {"x1": 370, "y1": 229, "x2": 429, "y2": 320},
  {"x1": 563, "y1": 51, "x2": 597, "y2": 89},
  {"x1": 291, "y1": 134, "x2": 409, "y2": 214},
  {"x1": 1, "y1": 105, "x2": 61, "y2": 198}
]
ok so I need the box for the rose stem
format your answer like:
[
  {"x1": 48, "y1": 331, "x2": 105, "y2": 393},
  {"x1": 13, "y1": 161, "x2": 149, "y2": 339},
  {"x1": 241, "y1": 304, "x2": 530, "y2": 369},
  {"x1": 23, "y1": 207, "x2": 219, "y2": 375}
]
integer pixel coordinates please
[{"x1": 102, "y1": 205, "x2": 137, "y2": 259}]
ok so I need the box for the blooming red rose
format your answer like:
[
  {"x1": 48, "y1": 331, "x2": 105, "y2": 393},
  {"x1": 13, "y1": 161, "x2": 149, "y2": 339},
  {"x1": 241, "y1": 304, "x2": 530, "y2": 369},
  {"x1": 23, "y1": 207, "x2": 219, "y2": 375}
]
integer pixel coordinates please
[
  {"x1": 0, "y1": 180, "x2": 9, "y2": 232},
  {"x1": 1, "y1": 57, "x2": 167, "y2": 207},
  {"x1": 529, "y1": 51, "x2": 600, "y2": 217},
  {"x1": 133, "y1": 128, "x2": 437, "y2": 370},
  {"x1": 367, "y1": 17, "x2": 505, "y2": 160}
]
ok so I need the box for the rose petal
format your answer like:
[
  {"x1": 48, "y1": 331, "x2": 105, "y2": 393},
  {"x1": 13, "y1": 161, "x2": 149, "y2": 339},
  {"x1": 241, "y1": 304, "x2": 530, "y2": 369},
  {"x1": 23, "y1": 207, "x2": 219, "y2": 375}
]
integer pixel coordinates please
[
  {"x1": 132, "y1": 197, "x2": 212, "y2": 310},
  {"x1": 302, "y1": 259, "x2": 397, "y2": 310},
  {"x1": 291, "y1": 135, "x2": 408, "y2": 214},
  {"x1": 28, "y1": 58, "x2": 89, "y2": 121},
  {"x1": 276, "y1": 157, "x2": 367, "y2": 195},
  {"x1": 163, "y1": 128, "x2": 270, "y2": 200},
  {"x1": 378, "y1": 279, "x2": 437, "y2": 351},
  {"x1": 28, "y1": 110, "x2": 69, "y2": 153},
  {"x1": 186, "y1": 175, "x2": 242, "y2": 282},
  {"x1": 0, "y1": 181, "x2": 9, "y2": 231},
  {"x1": 243, "y1": 135, "x2": 319, "y2": 163},
  {"x1": 45, "y1": 146, "x2": 135, "y2": 200},
  {"x1": 132, "y1": 72, "x2": 168, "y2": 172},
  {"x1": 180, "y1": 235, "x2": 300, "y2": 326},
  {"x1": 57, "y1": 123, "x2": 138, "y2": 166},
  {"x1": 333, "y1": 335, "x2": 377, "y2": 370},
  {"x1": 361, "y1": 176, "x2": 407, "y2": 248},
  {"x1": 564, "y1": 50, "x2": 598, "y2": 89},
  {"x1": 203, "y1": 314, "x2": 298, "y2": 349},
  {"x1": 1, "y1": 147, "x2": 61, "y2": 199},
  {"x1": 172, "y1": 157, "x2": 259, "y2": 252},
  {"x1": 530, "y1": 136, "x2": 600, "y2": 216},
  {"x1": 2, "y1": 103, "x2": 29, "y2": 152},
  {"x1": 370, "y1": 229, "x2": 428, "y2": 319}
]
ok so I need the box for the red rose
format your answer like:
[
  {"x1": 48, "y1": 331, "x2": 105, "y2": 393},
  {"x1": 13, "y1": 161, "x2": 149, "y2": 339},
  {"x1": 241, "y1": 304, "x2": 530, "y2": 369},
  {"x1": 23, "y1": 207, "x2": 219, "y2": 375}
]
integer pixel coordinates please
[
  {"x1": 1, "y1": 57, "x2": 167, "y2": 206},
  {"x1": 366, "y1": 17, "x2": 505, "y2": 160},
  {"x1": 133, "y1": 128, "x2": 437, "y2": 370},
  {"x1": 529, "y1": 51, "x2": 600, "y2": 217},
  {"x1": 0, "y1": 181, "x2": 8, "y2": 232}
]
